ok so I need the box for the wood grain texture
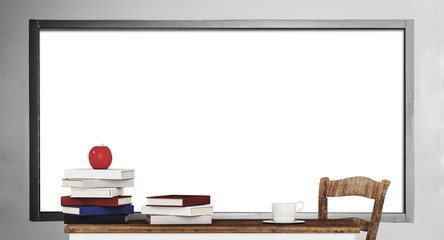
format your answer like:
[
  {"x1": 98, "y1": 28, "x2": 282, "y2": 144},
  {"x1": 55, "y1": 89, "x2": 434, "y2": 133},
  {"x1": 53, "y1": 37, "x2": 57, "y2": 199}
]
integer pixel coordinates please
[
  {"x1": 318, "y1": 176, "x2": 390, "y2": 240},
  {"x1": 65, "y1": 219, "x2": 360, "y2": 234}
]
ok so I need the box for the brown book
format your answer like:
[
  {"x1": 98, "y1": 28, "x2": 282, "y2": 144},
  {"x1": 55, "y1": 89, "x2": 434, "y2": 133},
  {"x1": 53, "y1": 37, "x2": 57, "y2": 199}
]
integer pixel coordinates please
[
  {"x1": 147, "y1": 195, "x2": 210, "y2": 207},
  {"x1": 61, "y1": 195, "x2": 131, "y2": 206}
]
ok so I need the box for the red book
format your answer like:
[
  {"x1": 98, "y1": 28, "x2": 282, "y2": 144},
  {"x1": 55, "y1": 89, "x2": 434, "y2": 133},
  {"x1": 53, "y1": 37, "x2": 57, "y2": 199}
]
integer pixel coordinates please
[
  {"x1": 61, "y1": 196, "x2": 131, "y2": 207},
  {"x1": 147, "y1": 195, "x2": 210, "y2": 207}
]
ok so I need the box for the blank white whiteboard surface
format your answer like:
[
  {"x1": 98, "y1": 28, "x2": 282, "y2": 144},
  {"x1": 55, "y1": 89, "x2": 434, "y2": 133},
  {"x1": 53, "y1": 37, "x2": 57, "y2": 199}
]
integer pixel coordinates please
[{"x1": 39, "y1": 30, "x2": 404, "y2": 213}]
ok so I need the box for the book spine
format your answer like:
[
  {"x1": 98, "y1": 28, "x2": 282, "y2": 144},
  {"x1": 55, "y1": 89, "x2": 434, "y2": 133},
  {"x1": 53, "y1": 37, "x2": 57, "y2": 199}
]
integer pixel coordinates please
[
  {"x1": 61, "y1": 180, "x2": 82, "y2": 188},
  {"x1": 61, "y1": 196, "x2": 121, "y2": 206},
  {"x1": 73, "y1": 205, "x2": 134, "y2": 216},
  {"x1": 142, "y1": 205, "x2": 213, "y2": 216},
  {"x1": 141, "y1": 206, "x2": 190, "y2": 215},
  {"x1": 81, "y1": 179, "x2": 134, "y2": 188},
  {"x1": 64, "y1": 170, "x2": 126, "y2": 179},
  {"x1": 148, "y1": 215, "x2": 212, "y2": 225},
  {"x1": 70, "y1": 187, "x2": 123, "y2": 198}
]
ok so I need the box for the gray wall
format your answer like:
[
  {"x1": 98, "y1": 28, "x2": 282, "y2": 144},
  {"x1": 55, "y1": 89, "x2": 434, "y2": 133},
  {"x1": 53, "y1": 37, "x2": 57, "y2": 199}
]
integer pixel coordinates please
[{"x1": 1, "y1": 0, "x2": 444, "y2": 239}]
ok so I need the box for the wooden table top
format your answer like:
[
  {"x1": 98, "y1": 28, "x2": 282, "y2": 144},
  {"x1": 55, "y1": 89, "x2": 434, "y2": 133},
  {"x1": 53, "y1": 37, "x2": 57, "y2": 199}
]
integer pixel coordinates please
[{"x1": 65, "y1": 219, "x2": 361, "y2": 234}]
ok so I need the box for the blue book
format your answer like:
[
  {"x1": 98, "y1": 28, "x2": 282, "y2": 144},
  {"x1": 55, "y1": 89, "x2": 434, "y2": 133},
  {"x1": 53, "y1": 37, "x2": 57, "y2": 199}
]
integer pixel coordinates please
[{"x1": 63, "y1": 204, "x2": 134, "y2": 216}]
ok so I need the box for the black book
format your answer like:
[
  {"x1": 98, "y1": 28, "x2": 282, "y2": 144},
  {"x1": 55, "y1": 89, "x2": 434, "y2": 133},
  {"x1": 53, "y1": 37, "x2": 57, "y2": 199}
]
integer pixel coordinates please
[{"x1": 64, "y1": 214, "x2": 128, "y2": 224}]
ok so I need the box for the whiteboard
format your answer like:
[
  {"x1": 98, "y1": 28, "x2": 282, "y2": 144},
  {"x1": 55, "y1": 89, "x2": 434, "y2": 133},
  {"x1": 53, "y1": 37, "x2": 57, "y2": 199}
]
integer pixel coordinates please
[{"x1": 39, "y1": 29, "x2": 404, "y2": 213}]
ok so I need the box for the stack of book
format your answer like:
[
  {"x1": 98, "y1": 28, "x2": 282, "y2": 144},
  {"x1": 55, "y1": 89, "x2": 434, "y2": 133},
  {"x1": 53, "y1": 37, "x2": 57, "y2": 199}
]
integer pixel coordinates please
[
  {"x1": 142, "y1": 195, "x2": 213, "y2": 225},
  {"x1": 61, "y1": 168, "x2": 135, "y2": 224}
]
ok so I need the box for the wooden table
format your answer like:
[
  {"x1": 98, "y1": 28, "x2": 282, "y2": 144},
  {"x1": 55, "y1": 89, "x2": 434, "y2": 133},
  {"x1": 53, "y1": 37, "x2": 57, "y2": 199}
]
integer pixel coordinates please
[{"x1": 65, "y1": 219, "x2": 361, "y2": 240}]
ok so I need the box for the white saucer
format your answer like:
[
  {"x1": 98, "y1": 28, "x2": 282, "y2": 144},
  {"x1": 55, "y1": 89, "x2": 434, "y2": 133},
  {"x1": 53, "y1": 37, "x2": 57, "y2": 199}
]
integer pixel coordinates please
[{"x1": 262, "y1": 220, "x2": 305, "y2": 224}]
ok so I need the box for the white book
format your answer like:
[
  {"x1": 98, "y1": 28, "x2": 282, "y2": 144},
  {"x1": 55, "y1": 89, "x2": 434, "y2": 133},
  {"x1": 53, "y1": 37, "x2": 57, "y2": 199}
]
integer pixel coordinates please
[
  {"x1": 64, "y1": 168, "x2": 135, "y2": 179},
  {"x1": 71, "y1": 187, "x2": 124, "y2": 198},
  {"x1": 141, "y1": 204, "x2": 213, "y2": 216},
  {"x1": 148, "y1": 215, "x2": 212, "y2": 225},
  {"x1": 62, "y1": 178, "x2": 134, "y2": 188}
]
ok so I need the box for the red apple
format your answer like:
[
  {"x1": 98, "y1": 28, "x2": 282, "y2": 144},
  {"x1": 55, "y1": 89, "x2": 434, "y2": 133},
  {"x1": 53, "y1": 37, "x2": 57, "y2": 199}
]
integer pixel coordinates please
[{"x1": 89, "y1": 146, "x2": 112, "y2": 169}]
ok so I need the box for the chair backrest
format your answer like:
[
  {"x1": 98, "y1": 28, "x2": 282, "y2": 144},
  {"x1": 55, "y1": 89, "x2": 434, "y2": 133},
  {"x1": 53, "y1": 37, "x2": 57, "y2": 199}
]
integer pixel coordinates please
[{"x1": 318, "y1": 176, "x2": 390, "y2": 240}]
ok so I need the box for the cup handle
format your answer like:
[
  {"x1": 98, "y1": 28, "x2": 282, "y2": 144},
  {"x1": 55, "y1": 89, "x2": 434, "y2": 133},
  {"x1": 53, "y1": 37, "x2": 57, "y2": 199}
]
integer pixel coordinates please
[{"x1": 295, "y1": 201, "x2": 304, "y2": 212}]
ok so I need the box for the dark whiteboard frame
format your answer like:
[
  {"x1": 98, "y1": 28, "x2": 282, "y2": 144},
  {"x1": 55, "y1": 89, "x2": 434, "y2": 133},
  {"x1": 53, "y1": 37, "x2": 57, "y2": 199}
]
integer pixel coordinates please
[{"x1": 29, "y1": 19, "x2": 414, "y2": 222}]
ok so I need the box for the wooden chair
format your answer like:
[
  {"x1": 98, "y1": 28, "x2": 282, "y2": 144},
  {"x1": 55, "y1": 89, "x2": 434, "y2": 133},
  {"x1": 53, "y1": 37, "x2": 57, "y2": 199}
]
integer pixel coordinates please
[{"x1": 318, "y1": 176, "x2": 390, "y2": 240}]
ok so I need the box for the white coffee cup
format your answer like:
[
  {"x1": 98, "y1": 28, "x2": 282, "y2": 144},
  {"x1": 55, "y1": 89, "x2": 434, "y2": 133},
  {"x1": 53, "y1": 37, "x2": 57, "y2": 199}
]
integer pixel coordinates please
[{"x1": 272, "y1": 202, "x2": 304, "y2": 223}]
